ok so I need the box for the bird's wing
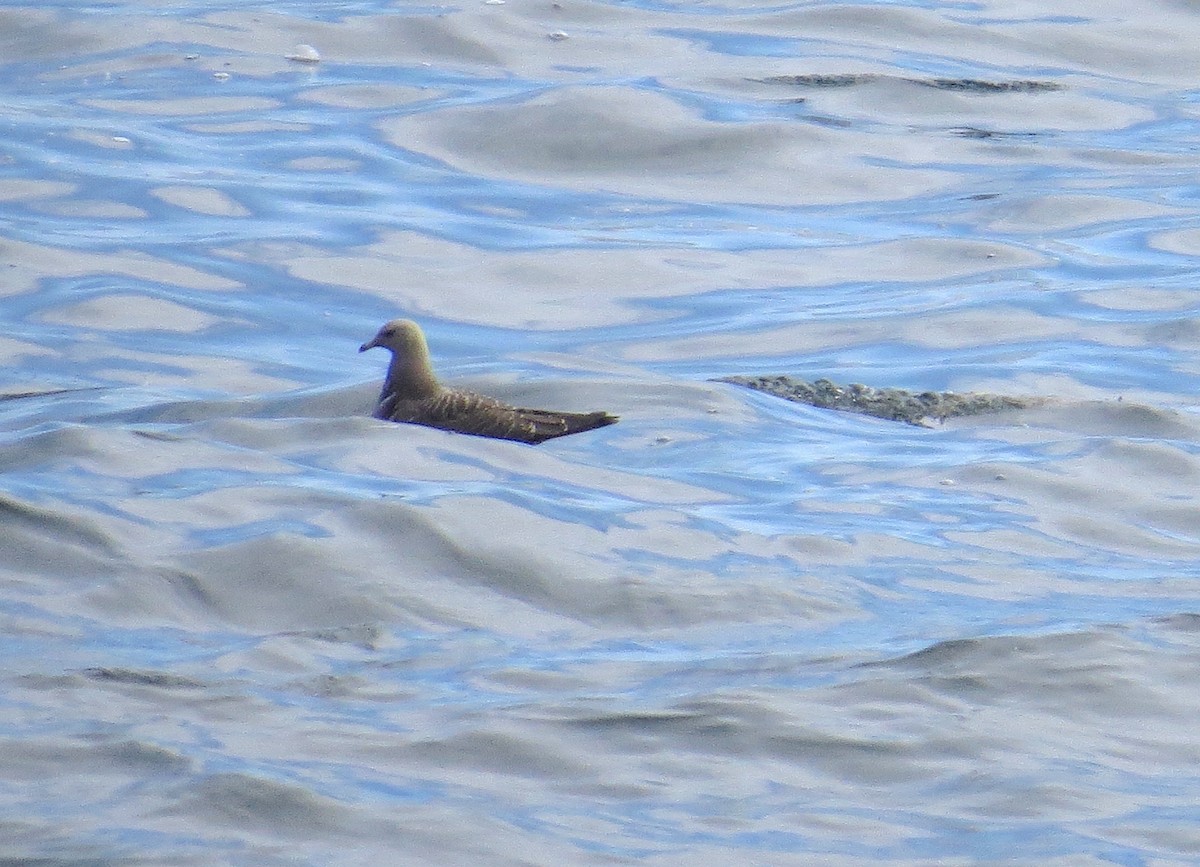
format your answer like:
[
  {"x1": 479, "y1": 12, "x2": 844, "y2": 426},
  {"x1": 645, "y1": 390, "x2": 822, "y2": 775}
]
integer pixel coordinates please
[{"x1": 386, "y1": 389, "x2": 615, "y2": 444}]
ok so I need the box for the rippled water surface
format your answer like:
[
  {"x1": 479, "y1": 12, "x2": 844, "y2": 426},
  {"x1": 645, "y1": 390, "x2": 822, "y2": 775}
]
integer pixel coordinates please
[{"x1": 4, "y1": 0, "x2": 1200, "y2": 863}]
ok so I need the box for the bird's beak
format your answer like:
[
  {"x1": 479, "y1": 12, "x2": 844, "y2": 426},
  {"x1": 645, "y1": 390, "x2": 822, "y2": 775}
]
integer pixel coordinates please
[{"x1": 359, "y1": 337, "x2": 378, "y2": 353}]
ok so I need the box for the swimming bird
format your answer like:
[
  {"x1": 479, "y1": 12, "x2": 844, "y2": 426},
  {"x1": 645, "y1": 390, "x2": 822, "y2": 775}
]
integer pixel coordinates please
[{"x1": 359, "y1": 319, "x2": 618, "y2": 444}]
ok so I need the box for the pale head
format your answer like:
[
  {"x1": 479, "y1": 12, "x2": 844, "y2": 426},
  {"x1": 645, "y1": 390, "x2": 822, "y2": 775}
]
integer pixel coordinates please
[
  {"x1": 359, "y1": 318, "x2": 428, "y2": 357},
  {"x1": 360, "y1": 318, "x2": 440, "y2": 399}
]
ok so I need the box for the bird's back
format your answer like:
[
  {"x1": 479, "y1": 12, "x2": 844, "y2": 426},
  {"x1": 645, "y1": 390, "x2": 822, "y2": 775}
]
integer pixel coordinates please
[{"x1": 377, "y1": 386, "x2": 616, "y2": 444}]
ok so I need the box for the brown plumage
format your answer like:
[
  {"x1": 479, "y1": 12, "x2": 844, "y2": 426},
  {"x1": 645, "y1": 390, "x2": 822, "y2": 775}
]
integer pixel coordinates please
[{"x1": 359, "y1": 319, "x2": 618, "y2": 444}]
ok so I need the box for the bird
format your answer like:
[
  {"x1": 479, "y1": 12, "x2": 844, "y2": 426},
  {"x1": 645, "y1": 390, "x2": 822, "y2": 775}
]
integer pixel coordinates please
[{"x1": 359, "y1": 319, "x2": 618, "y2": 444}]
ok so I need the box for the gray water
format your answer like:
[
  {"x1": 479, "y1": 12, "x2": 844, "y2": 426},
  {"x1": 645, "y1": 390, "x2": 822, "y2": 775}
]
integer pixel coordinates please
[{"x1": 3, "y1": 0, "x2": 1200, "y2": 864}]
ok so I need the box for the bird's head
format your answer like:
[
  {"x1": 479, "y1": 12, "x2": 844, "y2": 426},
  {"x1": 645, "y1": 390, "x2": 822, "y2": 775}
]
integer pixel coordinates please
[{"x1": 359, "y1": 318, "x2": 426, "y2": 358}]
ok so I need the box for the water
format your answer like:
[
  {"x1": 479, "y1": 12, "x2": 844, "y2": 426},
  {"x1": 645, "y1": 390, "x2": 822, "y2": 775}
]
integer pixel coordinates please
[{"x1": 3, "y1": 0, "x2": 1200, "y2": 863}]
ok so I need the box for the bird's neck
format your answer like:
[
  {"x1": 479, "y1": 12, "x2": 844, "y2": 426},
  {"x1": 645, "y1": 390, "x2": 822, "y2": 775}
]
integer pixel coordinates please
[{"x1": 386, "y1": 352, "x2": 440, "y2": 400}]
